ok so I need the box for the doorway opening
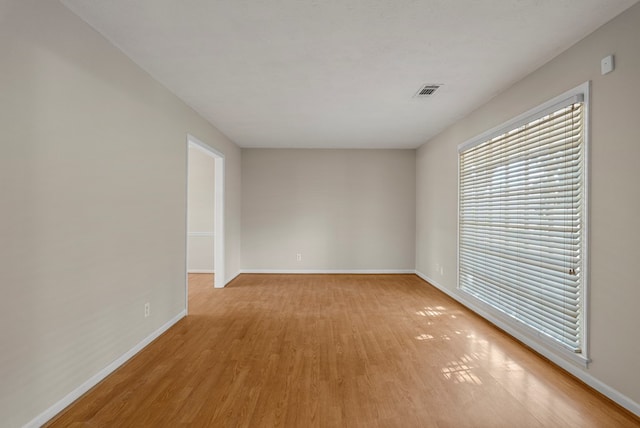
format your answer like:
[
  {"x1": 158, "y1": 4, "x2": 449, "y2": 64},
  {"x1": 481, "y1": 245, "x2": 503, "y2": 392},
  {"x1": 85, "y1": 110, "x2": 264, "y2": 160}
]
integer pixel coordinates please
[{"x1": 186, "y1": 134, "x2": 225, "y2": 313}]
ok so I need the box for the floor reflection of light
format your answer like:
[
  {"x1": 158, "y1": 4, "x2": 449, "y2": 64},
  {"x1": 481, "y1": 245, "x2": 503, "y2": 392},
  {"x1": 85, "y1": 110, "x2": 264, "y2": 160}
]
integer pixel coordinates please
[
  {"x1": 415, "y1": 333, "x2": 434, "y2": 341},
  {"x1": 441, "y1": 354, "x2": 482, "y2": 385},
  {"x1": 503, "y1": 359, "x2": 522, "y2": 372},
  {"x1": 414, "y1": 333, "x2": 451, "y2": 341},
  {"x1": 416, "y1": 306, "x2": 447, "y2": 317}
]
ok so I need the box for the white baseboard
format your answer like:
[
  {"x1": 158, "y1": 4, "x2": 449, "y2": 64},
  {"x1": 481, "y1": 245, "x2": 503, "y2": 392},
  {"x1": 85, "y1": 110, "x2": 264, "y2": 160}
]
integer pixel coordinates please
[
  {"x1": 414, "y1": 270, "x2": 640, "y2": 418},
  {"x1": 239, "y1": 269, "x2": 416, "y2": 274},
  {"x1": 24, "y1": 311, "x2": 187, "y2": 428},
  {"x1": 188, "y1": 269, "x2": 215, "y2": 274}
]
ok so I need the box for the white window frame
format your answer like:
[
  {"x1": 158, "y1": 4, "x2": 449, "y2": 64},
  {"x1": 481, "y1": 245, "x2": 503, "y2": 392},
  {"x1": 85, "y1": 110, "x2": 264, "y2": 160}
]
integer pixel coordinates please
[{"x1": 457, "y1": 81, "x2": 590, "y2": 367}]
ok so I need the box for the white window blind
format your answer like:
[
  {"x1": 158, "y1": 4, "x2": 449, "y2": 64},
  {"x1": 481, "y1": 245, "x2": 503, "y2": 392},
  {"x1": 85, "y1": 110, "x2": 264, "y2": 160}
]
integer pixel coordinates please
[{"x1": 458, "y1": 93, "x2": 586, "y2": 356}]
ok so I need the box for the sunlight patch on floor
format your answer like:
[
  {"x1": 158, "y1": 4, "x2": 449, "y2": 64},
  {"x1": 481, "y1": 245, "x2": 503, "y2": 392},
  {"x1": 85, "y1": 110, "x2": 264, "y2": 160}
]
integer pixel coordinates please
[
  {"x1": 416, "y1": 306, "x2": 448, "y2": 317},
  {"x1": 441, "y1": 354, "x2": 482, "y2": 385}
]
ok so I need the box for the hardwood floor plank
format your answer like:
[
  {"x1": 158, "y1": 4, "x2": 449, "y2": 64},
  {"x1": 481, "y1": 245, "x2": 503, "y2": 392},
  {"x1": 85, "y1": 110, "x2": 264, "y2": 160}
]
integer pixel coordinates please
[{"x1": 46, "y1": 274, "x2": 640, "y2": 427}]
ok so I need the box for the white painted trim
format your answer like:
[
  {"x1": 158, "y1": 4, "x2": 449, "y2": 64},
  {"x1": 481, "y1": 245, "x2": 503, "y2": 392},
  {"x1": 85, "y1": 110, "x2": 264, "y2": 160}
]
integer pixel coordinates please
[
  {"x1": 414, "y1": 271, "x2": 640, "y2": 418},
  {"x1": 188, "y1": 269, "x2": 215, "y2": 274},
  {"x1": 582, "y1": 81, "x2": 592, "y2": 363},
  {"x1": 213, "y1": 153, "x2": 224, "y2": 288},
  {"x1": 184, "y1": 140, "x2": 190, "y2": 315},
  {"x1": 188, "y1": 232, "x2": 215, "y2": 238},
  {"x1": 240, "y1": 269, "x2": 416, "y2": 274},
  {"x1": 188, "y1": 136, "x2": 225, "y2": 158},
  {"x1": 187, "y1": 134, "x2": 225, "y2": 290},
  {"x1": 24, "y1": 311, "x2": 186, "y2": 428}
]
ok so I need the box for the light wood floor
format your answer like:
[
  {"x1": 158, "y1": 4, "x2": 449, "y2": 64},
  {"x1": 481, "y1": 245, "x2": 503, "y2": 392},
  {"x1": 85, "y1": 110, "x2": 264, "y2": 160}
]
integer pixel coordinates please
[{"x1": 47, "y1": 274, "x2": 639, "y2": 427}]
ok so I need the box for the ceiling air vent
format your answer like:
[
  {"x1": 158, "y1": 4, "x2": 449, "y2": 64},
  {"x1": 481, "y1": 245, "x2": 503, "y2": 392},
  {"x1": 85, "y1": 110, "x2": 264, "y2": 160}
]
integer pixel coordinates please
[{"x1": 414, "y1": 84, "x2": 442, "y2": 98}]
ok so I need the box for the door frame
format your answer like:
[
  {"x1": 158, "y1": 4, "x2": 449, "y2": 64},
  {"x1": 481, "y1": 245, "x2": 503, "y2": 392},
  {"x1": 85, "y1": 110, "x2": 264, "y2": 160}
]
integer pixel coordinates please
[{"x1": 185, "y1": 134, "x2": 226, "y2": 312}]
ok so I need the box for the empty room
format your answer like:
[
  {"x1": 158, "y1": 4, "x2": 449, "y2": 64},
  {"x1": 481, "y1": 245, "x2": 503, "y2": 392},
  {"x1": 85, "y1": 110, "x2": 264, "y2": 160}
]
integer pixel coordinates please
[{"x1": 2, "y1": 0, "x2": 640, "y2": 427}]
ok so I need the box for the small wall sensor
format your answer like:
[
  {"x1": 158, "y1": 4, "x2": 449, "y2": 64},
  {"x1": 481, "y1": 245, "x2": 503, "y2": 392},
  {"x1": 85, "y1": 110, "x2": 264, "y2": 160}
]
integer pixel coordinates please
[{"x1": 601, "y1": 55, "x2": 614, "y2": 75}]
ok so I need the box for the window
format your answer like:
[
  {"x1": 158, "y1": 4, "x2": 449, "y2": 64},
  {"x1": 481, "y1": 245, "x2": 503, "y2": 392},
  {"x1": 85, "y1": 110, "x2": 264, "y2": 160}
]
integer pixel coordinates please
[{"x1": 458, "y1": 83, "x2": 589, "y2": 364}]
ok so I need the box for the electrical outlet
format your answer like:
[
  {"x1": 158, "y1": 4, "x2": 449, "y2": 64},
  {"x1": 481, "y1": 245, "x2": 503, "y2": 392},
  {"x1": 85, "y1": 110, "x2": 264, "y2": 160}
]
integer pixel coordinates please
[
  {"x1": 296, "y1": 253, "x2": 302, "y2": 262},
  {"x1": 144, "y1": 302, "x2": 150, "y2": 318},
  {"x1": 440, "y1": 265, "x2": 444, "y2": 275}
]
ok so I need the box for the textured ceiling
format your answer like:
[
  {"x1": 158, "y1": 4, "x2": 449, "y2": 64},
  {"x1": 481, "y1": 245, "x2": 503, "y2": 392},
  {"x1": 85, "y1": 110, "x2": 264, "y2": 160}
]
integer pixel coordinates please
[{"x1": 61, "y1": 0, "x2": 637, "y2": 149}]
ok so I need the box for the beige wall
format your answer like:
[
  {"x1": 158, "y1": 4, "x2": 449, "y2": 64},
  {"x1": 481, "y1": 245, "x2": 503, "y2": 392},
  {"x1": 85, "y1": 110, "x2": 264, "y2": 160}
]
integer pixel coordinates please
[
  {"x1": 0, "y1": 1, "x2": 241, "y2": 426},
  {"x1": 242, "y1": 149, "x2": 416, "y2": 271},
  {"x1": 416, "y1": 3, "x2": 640, "y2": 408},
  {"x1": 187, "y1": 147, "x2": 215, "y2": 272}
]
